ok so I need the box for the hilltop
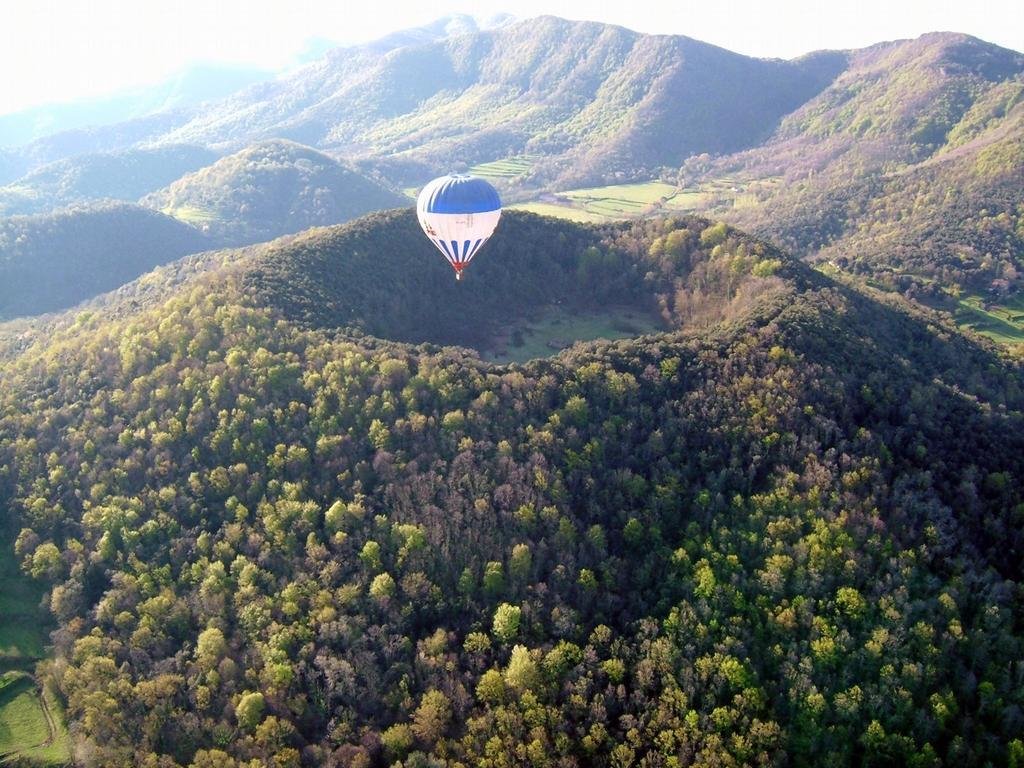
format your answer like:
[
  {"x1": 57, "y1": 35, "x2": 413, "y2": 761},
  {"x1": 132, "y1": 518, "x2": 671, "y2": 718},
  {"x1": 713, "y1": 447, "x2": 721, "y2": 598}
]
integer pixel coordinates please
[
  {"x1": 141, "y1": 140, "x2": 408, "y2": 245},
  {"x1": 1, "y1": 210, "x2": 1023, "y2": 765}
]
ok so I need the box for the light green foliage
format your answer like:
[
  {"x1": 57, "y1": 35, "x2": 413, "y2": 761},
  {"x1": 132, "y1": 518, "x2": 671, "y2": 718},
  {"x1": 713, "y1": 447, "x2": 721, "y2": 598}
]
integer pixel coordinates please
[
  {"x1": 504, "y1": 645, "x2": 541, "y2": 692},
  {"x1": 359, "y1": 540, "x2": 382, "y2": 571},
  {"x1": 836, "y1": 587, "x2": 867, "y2": 619},
  {"x1": 369, "y1": 572, "x2": 396, "y2": 600},
  {"x1": 381, "y1": 723, "x2": 415, "y2": 760},
  {"x1": 476, "y1": 669, "x2": 506, "y2": 705},
  {"x1": 492, "y1": 603, "x2": 521, "y2": 643},
  {"x1": 236, "y1": 691, "x2": 266, "y2": 732},
  {"x1": 196, "y1": 627, "x2": 228, "y2": 671}
]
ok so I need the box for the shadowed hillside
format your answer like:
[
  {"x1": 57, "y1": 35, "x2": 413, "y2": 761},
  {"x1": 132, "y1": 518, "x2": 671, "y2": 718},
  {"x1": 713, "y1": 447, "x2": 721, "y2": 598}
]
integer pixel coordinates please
[{"x1": 0, "y1": 202, "x2": 210, "y2": 319}]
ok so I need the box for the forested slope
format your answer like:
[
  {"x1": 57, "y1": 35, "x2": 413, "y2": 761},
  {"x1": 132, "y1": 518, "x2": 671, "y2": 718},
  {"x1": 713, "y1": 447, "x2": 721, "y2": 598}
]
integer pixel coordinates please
[
  {"x1": 1, "y1": 212, "x2": 1023, "y2": 766},
  {"x1": 0, "y1": 202, "x2": 211, "y2": 319}
]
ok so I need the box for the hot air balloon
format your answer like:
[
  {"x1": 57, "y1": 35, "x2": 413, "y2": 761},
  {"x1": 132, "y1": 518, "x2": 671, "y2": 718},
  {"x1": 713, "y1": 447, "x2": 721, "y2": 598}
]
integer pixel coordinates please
[{"x1": 416, "y1": 174, "x2": 502, "y2": 280}]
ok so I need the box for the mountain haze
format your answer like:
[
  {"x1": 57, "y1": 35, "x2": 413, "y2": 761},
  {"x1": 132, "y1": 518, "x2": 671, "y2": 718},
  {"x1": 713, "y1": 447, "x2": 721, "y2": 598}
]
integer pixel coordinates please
[{"x1": 0, "y1": 145, "x2": 219, "y2": 216}]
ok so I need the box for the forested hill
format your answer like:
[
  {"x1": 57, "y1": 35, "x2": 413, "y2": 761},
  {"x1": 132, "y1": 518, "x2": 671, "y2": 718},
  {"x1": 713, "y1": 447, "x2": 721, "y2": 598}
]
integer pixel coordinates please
[
  {"x1": 0, "y1": 202, "x2": 211, "y2": 319},
  {"x1": 715, "y1": 32, "x2": 1024, "y2": 293},
  {"x1": 2, "y1": 210, "x2": 1024, "y2": 765},
  {"x1": 140, "y1": 140, "x2": 408, "y2": 246}
]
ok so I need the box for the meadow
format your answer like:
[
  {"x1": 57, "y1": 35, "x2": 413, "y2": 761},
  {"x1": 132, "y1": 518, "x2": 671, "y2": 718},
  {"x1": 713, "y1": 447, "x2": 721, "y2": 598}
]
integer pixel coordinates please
[
  {"x1": 482, "y1": 304, "x2": 664, "y2": 364},
  {"x1": 952, "y1": 293, "x2": 1024, "y2": 344},
  {"x1": 0, "y1": 546, "x2": 70, "y2": 766}
]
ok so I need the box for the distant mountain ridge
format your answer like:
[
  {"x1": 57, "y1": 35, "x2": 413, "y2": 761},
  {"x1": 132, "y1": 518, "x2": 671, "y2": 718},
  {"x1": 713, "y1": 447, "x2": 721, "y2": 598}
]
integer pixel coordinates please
[
  {"x1": 151, "y1": 17, "x2": 846, "y2": 185},
  {"x1": 0, "y1": 145, "x2": 219, "y2": 216}
]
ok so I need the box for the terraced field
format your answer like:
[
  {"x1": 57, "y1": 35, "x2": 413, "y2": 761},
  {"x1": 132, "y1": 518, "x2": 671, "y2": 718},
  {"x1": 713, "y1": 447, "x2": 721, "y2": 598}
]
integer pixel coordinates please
[{"x1": 469, "y1": 156, "x2": 537, "y2": 179}]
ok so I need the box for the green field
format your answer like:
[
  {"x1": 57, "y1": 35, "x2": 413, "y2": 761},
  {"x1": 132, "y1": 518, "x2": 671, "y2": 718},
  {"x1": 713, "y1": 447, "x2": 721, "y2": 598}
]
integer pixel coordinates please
[
  {"x1": 952, "y1": 293, "x2": 1024, "y2": 344},
  {"x1": 470, "y1": 156, "x2": 537, "y2": 179},
  {"x1": 0, "y1": 543, "x2": 70, "y2": 766},
  {"x1": 0, "y1": 673, "x2": 69, "y2": 765},
  {"x1": 512, "y1": 176, "x2": 775, "y2": 223},
  {"x1": 162, "y1": 205, "x2": 219, "y2": 225},
  {"x1": 0, "y1": 548, "x2": 46, "y2": 670},
  {"x1": 508, "y1": 202, "x2": 608, "y2": 223},
  {"x1": 483, "y1": 305, "x2": 664, "y2": 364}
]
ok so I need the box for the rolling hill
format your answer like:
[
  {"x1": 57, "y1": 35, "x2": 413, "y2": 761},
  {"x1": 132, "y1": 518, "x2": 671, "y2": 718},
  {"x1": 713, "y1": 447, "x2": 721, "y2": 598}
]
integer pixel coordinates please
[
  {"x1": 141, "y1": 140, "x2": 408, "y2": 245},
  {"x1": 0, "y1": 201, "x2": 210, "y2": 319},
  {"x1": 710, "y1": 33, "x2": 1024, "y2": 294},
  {"x1": 1, "y1": 210, "x2": 1022, "y2": 765},
  {"x1": 0, "y1": 144, "x2": 219, "y2": 216}
]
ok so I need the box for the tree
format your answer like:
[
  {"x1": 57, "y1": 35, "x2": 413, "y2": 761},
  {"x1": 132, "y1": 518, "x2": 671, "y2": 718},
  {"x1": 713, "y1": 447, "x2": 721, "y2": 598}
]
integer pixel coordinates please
[
  {"x1": 505, "y1": 645, "x2": 540, "y2": 692},
  {"x1": 236, "y1": 691, "x2": 266, "y2": 732},
  {"x1": 492, "y1": 603, "x2": 521, "y2": 643},
  {"x1": 196, "y1": 627, "x2": 227, "y2": 671},
  {"x1": 412, "y1": 689, "x2": 451, "y2": 745},
  {"x1": 476, "y1": 669, "x2": 506, "y2": 705},
  {"x1": 370, "y1": 572, "x2": 396, "y2": 601}
]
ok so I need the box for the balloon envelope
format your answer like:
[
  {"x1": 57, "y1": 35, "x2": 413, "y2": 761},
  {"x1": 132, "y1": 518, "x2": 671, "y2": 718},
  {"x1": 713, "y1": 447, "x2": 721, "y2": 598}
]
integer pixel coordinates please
[{"x1": 417, "y1": 174, "x2": 502, "y2": 279}]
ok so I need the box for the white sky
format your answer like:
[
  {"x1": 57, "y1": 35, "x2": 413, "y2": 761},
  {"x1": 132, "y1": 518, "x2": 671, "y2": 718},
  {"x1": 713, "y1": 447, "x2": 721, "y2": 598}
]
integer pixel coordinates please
[{"x1": 2, "y1": 0, "x2": 1021, "y2": 114}]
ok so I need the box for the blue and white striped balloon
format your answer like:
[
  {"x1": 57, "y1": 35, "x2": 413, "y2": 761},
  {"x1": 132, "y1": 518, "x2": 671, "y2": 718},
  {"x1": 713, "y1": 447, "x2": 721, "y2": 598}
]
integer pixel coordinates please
[{"x1": 417, "y1": 174, "x2": 502, "y2": 280}]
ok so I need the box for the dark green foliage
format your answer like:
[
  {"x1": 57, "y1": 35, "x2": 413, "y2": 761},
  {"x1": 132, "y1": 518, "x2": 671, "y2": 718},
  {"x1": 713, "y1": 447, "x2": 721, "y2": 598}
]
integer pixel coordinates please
[
  {"x1": 0, "y1": 211, "x2": 1023, "y2": 766},
  {"x1": 0, "y1": 202, "x2": 210, "y2": 319}
]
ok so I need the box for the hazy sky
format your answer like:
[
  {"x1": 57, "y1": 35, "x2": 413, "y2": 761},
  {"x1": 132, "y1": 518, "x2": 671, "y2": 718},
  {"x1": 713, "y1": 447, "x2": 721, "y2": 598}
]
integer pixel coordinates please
[{"x1": 2, "y1": 0, "x2": 1021, "y2": 114}]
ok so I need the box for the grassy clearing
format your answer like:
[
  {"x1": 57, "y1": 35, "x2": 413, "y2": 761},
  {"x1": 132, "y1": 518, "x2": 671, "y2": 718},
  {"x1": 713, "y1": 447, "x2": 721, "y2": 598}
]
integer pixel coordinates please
[
  {"x1": 483, "y1": 305, "x2": 665, "y2": 364},
  {"x1": 470, "y1": 156, "x2": 537, "y2": 179},
  {"x1": 0, "y1": 673, "x2": 49, "y2": 757},
  {"x1": 0, "y1": 544, "x2": 69, "y2": 766},
  {"x1": 515, "y1": 175, "x2": 779, "y2": 223},
  {"x1": 163, "y1": 205, "x2": 219, "y2": 225},
  {"x1": 508, "y1": 202, "x2": 608, "y2": 223},
  {"x1": 0, "y1": 547, "x2": 46, "y2": 670},
  {"x1": 15, "y1": 680, "x2": 71, "y2": 766},
  {"x1": 952, "y1": 293, "x2": 1024, "y2": 344}
]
